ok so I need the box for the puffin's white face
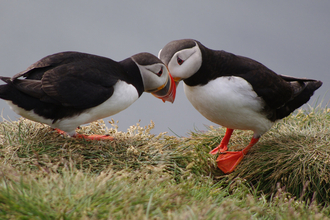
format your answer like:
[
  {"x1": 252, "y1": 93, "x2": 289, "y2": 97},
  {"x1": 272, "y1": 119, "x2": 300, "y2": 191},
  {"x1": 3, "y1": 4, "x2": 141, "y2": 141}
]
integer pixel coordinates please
[
  {"x1": 136, "y1": 63, "x2": 169, "y2": 92},
  {"x1": 159, "y1": 42, "x2": 202, "y2": 82},
  {"x1": 134, "y1": 61, "x2": 176, "y2": 103}
]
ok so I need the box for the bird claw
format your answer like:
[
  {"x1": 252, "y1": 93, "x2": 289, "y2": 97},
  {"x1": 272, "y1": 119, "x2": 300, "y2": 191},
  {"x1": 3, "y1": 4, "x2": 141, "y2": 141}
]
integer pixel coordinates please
[{"x1": 209, "y1": 145, "x2": 228, "y2": 155}]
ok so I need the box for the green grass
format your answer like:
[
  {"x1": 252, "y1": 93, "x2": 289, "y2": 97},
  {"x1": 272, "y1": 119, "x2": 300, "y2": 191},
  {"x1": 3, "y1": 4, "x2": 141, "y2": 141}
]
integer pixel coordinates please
[{"x1": 0, "y1": 108, "x2": 330, "y2": 219}]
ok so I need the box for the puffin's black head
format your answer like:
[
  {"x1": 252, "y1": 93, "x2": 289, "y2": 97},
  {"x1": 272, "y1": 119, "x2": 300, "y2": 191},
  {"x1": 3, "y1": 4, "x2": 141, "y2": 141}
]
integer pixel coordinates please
[
  {"x1": 131, "y1": 52, "x2": 163, "y2": 66},
  {"x1": 131, "y1": 52, "x2": 176, "y2": 103},
  {"x1": 158, "y1": 39, "x2": 197, "y2": 65},
  {"x1": 158, "y1": 39, "x2": 203, "y2": 83}
]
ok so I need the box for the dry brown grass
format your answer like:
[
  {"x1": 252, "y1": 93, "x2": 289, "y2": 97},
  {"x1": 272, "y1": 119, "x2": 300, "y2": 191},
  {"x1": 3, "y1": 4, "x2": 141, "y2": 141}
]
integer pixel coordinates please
[{"x1": 0, "y1": 108, "x2": 330, "y2": 219}]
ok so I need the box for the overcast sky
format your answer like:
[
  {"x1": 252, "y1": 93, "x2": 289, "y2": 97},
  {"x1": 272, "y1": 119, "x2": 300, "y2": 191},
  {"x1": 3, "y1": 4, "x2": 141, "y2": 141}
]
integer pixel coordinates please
[{"x1": 0, "y1": 1, "x2": 329, "y2": 137}]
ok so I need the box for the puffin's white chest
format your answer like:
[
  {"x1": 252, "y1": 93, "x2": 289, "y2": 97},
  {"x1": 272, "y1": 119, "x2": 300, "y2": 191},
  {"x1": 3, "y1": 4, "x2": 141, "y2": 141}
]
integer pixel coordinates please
[
  {"x1": 7, "y1": 80, "x2": 139, "y2": 135},
  {"x1": 183, "y1": 76, "x2": 273, "y2": 135}
]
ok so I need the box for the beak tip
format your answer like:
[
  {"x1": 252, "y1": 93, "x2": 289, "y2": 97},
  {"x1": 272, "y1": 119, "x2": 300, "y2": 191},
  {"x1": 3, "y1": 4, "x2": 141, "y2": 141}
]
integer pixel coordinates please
[
  {"x1": 152, "y1": 73, "x2": 177, "y2": 103},
  {"x1": 161, "y1": 96, "x2": 175, "y2": 103}
]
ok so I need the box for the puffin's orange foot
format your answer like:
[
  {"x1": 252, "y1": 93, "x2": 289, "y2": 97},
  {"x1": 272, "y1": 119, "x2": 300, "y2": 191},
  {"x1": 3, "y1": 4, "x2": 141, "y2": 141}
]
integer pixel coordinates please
[
  {"x1": 74, "y1": 133, "x2": 115, "y2": 141},
  {"x1": 54, "y1": 128, "x2": 67, "y2": 135},
  {"x1": 216, "y1": 151, "x2": 244, "y2": 174},
  {"x1": 54, "y1": 129, "x2": 114, "y2": 141},
  {"x1": 209, "y1": 145, "x2": 228, "y2": 155}
]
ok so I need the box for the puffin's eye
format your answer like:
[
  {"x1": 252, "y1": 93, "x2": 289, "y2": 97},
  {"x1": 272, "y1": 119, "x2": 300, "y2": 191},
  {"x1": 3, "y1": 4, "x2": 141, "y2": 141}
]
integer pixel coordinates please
[
  {"x1": 156, "y1": 67, "x2": 163, "y2": 76},
  {"x1": 177, "y1": 57, "x2": 184, "y2": 65}
]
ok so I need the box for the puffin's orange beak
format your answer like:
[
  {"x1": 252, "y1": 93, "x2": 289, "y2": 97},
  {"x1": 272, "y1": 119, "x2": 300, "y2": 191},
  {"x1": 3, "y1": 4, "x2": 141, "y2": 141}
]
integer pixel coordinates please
[
  {"x1": 151, "y1": 73, "x2": 176, "y2": 103},
  {"x1": 173, "y1": 77, "x2": 181, "y2": 88}
]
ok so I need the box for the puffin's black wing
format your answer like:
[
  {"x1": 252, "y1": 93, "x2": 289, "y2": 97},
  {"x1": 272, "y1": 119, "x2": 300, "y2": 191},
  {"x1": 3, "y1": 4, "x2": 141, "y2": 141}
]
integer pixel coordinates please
[
  {"x1": 10, "y1": 52, "x2": 128, "y2": 109},
  {"x1": 229, "y1": 55, "x2": 322, "y2": 120}
]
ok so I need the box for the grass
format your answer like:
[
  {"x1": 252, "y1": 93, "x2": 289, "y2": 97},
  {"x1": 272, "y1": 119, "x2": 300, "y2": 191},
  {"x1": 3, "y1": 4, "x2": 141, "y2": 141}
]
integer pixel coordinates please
[{"x1": 0, "y1": 107, "x2": 330, "y2": 219}]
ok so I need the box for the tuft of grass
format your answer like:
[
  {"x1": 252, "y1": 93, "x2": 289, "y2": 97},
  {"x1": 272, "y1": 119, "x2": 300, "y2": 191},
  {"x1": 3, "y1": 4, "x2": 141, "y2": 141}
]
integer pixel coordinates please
[
  {"x1": 0, "y1": 108, "x2": 330, "y2": 219},
  {"x1": 220, "y1": 108, "x2": 330, "y2": 205},
  {"x1": 0, "y1": 118, "x2": 189, "y2": 175}
]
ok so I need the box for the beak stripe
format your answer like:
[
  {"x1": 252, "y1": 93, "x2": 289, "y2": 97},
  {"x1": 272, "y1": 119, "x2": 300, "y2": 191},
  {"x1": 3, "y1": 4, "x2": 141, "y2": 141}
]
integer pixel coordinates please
[{"x1": 151, "y1": 74, "x2": 176, "y2": 103}]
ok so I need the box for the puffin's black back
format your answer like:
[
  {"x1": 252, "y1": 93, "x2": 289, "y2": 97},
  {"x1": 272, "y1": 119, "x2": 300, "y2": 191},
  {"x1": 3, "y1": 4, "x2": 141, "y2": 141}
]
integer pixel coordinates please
[{"x1": 0, "y1": 51, "x2": 144, "y2": 122}]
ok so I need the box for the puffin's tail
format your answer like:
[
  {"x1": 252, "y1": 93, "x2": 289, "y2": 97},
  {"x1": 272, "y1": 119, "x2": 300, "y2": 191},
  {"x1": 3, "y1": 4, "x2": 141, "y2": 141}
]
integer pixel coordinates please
[
  {"x1": 0, "y1": 76, "x2": 14, "y2": 101},
  {"x1": 276, "y1": 76, "x2": 323, "y2": 119},
  {"x1": 0, "y1": 76, "x2": 12, "y2": 83}
]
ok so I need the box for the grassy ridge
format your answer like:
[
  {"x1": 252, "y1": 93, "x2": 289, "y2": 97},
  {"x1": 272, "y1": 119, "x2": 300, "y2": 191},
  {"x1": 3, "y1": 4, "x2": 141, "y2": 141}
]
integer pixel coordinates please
[
  {"x1": 217, "y1": 109, "x2": 330, "y2": 205},
  {"x1": 0, "y1": 108, "x2": 329, "y2": 219}
]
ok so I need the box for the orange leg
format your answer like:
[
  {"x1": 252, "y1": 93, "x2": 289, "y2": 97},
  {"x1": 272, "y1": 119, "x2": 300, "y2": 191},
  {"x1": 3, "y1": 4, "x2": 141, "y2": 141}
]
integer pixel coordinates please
[
  {"x1": 55, "y1": 129, "x2": 114, "y2": 141},
  {"x1": 216, "y1": 137, "x2": 259, "y2": 174},
  {"x1": 209, "y1": 128, "x2": 233, "y2": 154},
  {"x1": 55, "y1": 129, "x2": 67, "y2": 136}
]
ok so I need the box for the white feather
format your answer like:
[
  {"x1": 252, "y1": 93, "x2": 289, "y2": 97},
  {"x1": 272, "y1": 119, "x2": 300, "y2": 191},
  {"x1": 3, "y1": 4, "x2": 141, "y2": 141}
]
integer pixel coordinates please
[{"x1": 183, "y1": 76, "x2": 273, "y2": 136}]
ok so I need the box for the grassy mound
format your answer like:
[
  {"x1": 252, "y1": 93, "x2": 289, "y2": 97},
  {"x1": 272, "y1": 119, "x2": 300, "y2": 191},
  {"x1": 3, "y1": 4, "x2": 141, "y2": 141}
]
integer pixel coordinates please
[
  {"x1": 0, "y1": 108, "x2": 329, "y2": 219},
  {"x1": 223, "y1": 109, "x2": 330, "y2": 205}
]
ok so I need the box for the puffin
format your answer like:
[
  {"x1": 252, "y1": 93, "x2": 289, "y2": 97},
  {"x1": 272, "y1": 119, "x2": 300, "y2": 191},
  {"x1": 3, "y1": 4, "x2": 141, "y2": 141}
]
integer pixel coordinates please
[
  {"x1": 0, "y1": 51, "x2": 176, "y2": 140},
  {"x1": 158, "y1": 39, "x2": 322, "y2": 174}
]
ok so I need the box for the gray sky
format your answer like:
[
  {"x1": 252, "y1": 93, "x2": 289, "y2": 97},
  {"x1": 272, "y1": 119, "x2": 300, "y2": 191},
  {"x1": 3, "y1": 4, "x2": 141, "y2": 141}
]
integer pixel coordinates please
[{"x1": 0, "y1": 1, "x2": 329, "y2": 137}]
